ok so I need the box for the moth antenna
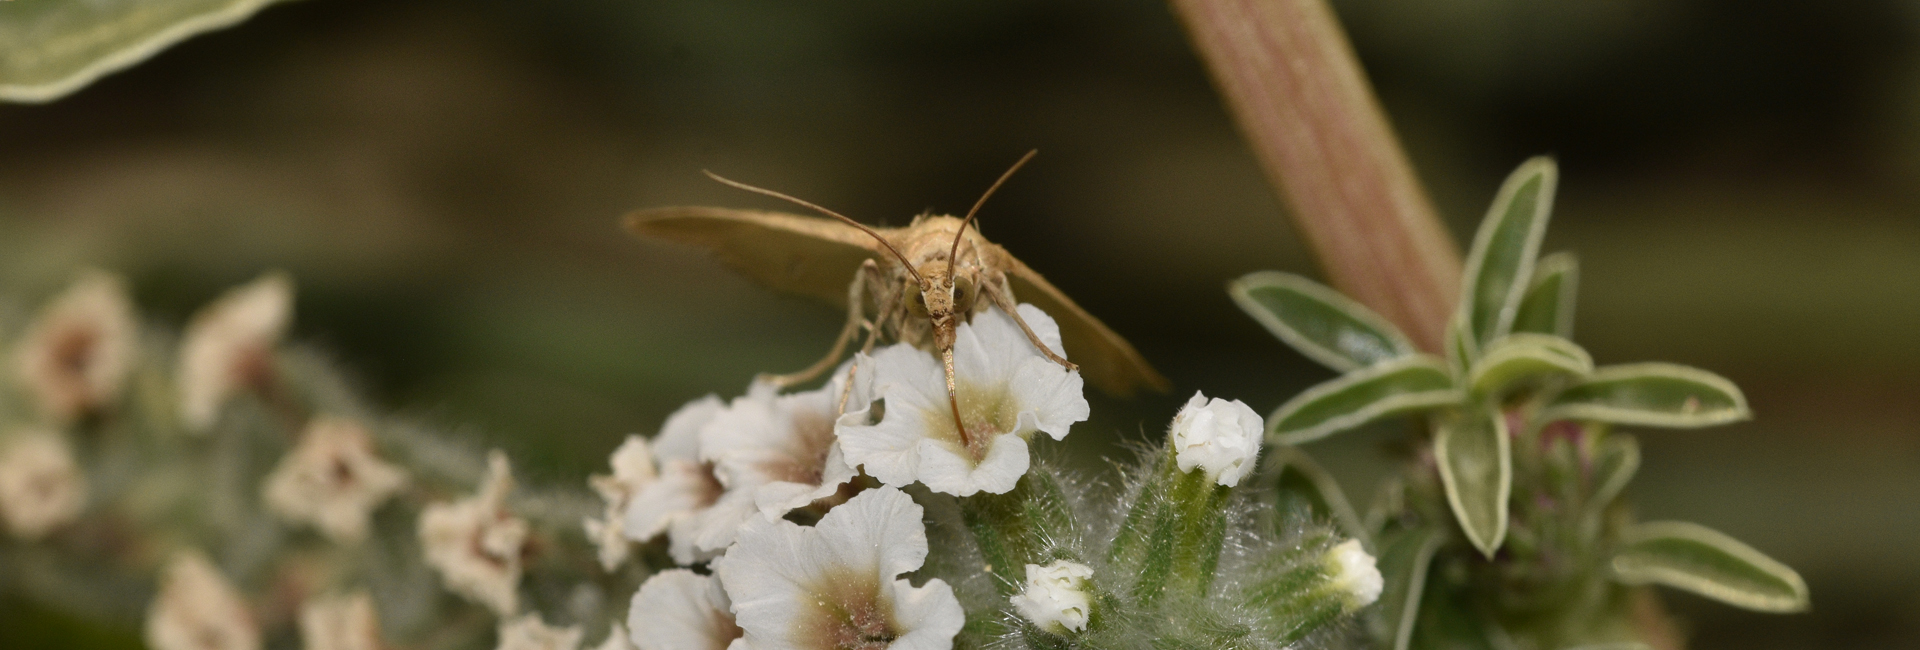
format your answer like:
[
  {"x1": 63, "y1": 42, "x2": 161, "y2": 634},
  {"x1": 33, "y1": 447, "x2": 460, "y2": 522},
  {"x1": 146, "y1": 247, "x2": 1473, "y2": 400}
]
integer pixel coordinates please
[
  {"x1": 704, "y1": 170, "x2": 925, "y2": 286},
  {"x1": 950, "y1": 149, "x2": 1038, "y2": 264}
]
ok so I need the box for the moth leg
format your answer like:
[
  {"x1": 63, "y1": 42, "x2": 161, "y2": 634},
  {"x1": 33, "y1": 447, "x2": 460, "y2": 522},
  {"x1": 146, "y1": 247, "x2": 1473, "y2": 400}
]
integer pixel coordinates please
[
  {"x1": 861, "y1": 275, "x2": 904, "y2": 355},
  {"x1": 761, "y1": 259, "x2": 880, "y2": 389},
  {"x1": 983, "y1": 275, "x2": 1079, "y2": 372}
]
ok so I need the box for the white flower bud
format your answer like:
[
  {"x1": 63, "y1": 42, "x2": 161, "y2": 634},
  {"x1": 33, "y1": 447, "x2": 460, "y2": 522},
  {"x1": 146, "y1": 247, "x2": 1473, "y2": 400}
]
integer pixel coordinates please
[
  {"x1": 1322, "y1": 539, "x2": 1383, "y2": 612},
  {"x1": 1009, "y1": 559, "x2": 1095, "y2": 634},
  {"x1": 1169, "y1": 392, "x2": 1263, "y2": 487}
]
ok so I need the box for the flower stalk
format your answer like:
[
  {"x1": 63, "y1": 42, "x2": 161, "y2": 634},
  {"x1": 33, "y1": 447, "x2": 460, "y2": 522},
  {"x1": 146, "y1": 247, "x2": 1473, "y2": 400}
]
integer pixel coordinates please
[{"x1": 1170, "y1": 0, "x2": 1461, "y2": 352}]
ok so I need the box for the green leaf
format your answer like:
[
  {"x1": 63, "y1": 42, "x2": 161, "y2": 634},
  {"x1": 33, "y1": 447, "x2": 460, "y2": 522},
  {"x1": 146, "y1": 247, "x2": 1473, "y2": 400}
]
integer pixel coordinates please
[
  {"x1": 1269, "y1": 356, "x2": 1460, "y2": 445},
  {"x1": 1466, "y1": 333, "x2": 1593, "y2": 398},
  {"x1": 1230, "y1": 271, "x2": 1416, "y2": 372},
  {"x1": 1611, "y1": 521, "x2": 1810, "y2": 613},
  {"x1": 0, "y1": 0, "x2": 296, "y2": 103},
  {"x1": 1589, "y1": 434, "x2": 1639, "y2": 513},
  {"x1": 1511, "y1": 252, "x2": 1579, "y2": 337},
  {"x1": 1371, "y1": 527, "x2": 1443, "y2": 650},
  {"x1": 1435, "y1": 408, "x2": 1511, "y2": 557},
  {"x1": 1543, "y1": 363, "x2": 1750, "y2": 428},
  {"x1": 1445, "y1": 311, "x2": 1473, "y2": 375},
  {"x1": 1458, "y1": 157, "x2": 1558, "y2": 352},
  {"x1": 1265, "y1": 445, "x2": 1368, "y2": 545}
]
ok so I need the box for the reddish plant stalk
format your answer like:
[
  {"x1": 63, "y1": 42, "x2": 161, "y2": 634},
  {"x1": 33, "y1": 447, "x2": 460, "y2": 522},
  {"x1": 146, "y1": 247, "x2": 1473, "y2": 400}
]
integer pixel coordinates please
[{"x1": 1170, "y1": 0, "x2": 1460, "y2": 352}]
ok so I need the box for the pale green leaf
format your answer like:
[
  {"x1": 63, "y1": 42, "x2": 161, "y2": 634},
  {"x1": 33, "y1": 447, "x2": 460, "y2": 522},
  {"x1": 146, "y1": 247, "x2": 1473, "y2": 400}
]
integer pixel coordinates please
[
  {"x1": 1458, "y1": 157, "x2": 1558, "y2": 350},
  {"x1": 1265, "y1": 445, "x2": 1368, "y2": 546},
  {"x1": 1269, "y1": 356, "x2": 1460, "y2": 445},
  {"x1": 1511, "y1": 252, "x2": 1578, "y2": 337},
  {"x1": 1230, "y1": 271, "x2": 1415, "y2": 372},
  {"x1": 1435, "y1": 408, "x2": 1511, "y2": 557},
  {"x1": 1589, "y1": 435, "x2": 1639, "y2": 513},
  {"x1": 1544, "y1": 363, "x2": 1750, "y2": 428},
  {"x1": 1612, "y1": 521, "x2": 1810, "y2": 612},
  {"x1": 0, "y1": 0, "x2": 295, "y2": 103},
  {"x1": 1467, "y1": 333, "x2": 1593, "y2": 398},
  {"x1": 1445, "y1": 311, "x2": 1473, "y2": 375},
  {"x1": 1371, "y1": 527, "x2": 1443, "y2": 650}
]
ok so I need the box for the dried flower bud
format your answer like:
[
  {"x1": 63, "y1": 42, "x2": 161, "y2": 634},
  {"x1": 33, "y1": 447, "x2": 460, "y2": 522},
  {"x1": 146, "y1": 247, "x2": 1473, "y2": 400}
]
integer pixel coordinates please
[
  {"x1": 13, "y1": 270, "x2": 139, "y2": 422},
  {"x1": 299, "y1": 592, "x2": 381, "y2": 650},
  {"x1": 0, "y1": 429, "x2": 87, "y2": 539},
  {"x1": 145, "y1": 552, "x2": 260, "y2": 650}
]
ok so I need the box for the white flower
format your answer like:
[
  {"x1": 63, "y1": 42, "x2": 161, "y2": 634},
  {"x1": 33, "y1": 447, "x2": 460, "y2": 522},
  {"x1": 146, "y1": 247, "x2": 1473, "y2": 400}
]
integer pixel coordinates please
[
  {"x1": 1168, "y1": 392, "x2": 1263, "y2": 487},
  {"x1": 1322, "y1": 539, "x2": 1383, "y2": 612},
  {"x1": 497, "y1": 614, "x2": 583, "y2": 650},
  {"x1": 0, "y1": 429, "x2": 88, "y2": 539},
  {"x1": 145, "y1": 552, "x2": 260, "y2": 650},
  {"x1": 299, "y1": 592, "x2": 381, "y2": 650},
  {"x1": 592, "y1": 622, "x2": 637, "y2": 650},
  {"x1": 586, "y1": 435, "x2": 657, "y2": 571},
  {"x1": 13, "y1": 270, "x2": 139, "y2": 422},
  {"x1": 262, "y1": 417, "x2": 409, "y2": 543},
  {"x1": 177, "y1": 273, "x2": 294, "y2": 432},
  {"x1": 419, "y1": 451, "x2": 527, "y2": 615},
  {"x1": 627, "y1": 569, "x2": 740, "y2": 650},
  {"x1": 1009, "y1": 559, "x2": 1094, "y2": 634},
  {"x1": 623, "y1": 395, "x2": 758, "y2": 565},
  {"x1": 714, "y1": 486, "x2": 963, "y2": 650},
  {"x1": 838, "y1": 304, "x2": 1088, "y2": 496},
  {"x1": 702, "y1": 368, "x2": 863, "y2": 519}
]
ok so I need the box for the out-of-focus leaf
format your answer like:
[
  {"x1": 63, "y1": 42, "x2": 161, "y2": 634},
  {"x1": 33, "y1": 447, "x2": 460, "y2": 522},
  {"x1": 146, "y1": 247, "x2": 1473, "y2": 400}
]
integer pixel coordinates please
[
  {"x1": 1588, "y1": 434, "x2": 1639, "y2": 513},
  {"x1": 1466, "y1": 333, "x2": 1592, "y2": 398},
  {"x1": 1265, "y1": 445, "x2": 1368, "y2": 545},
  {"x1": 1229, "y1": 271, "x2": 1415, "y2": 372},
  {"x1": 1611, "y1": 521, "x2": 1810, "y2": 613},
  {"x1": 0, "y1": 0, "x2": 295, "y2": 103},
  {"x1": 1371, "y1": 527, "x2": 1443, "y2": 650},
  {"x1": 1268, "y1": 356, "x2": 1459, "y2": 445},
  {"x1": 1445, "y1": 312, "x2": 1472, "y2": 375},
  {"x1": 1511, "y1": 252, "x2": 1578, "y2": 338},
  {"x1": 1435, "y1": 408, "x2": 1510, "y2": 557},
  {"x1": 1543, "y1": 363, "x2": 1749, "y2": 428},
  {"x1": 1457, "y1": 157, "x2": 1558, "y2": 354}
]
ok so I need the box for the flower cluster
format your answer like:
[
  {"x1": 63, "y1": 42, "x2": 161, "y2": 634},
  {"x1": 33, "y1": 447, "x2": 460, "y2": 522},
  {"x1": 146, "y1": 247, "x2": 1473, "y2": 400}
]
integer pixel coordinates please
[{"x1": 0, "y1": 270, "x2": 1380, "y2": 650}]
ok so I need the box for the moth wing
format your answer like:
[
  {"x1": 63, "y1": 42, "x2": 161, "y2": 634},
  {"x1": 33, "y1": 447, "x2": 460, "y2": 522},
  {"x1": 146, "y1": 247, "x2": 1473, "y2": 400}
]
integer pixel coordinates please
[
  {"x1": 1005, "y1": 257, "x2": 1171, "y2": 397},
  {"x1": 625, "y1": 207, "x2": 882, "y2": 307}
]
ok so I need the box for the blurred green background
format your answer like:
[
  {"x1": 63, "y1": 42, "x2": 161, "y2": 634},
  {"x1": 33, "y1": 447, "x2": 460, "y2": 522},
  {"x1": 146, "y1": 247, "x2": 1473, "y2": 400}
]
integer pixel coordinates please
[{"x1": 1, "y1": 0, "x2": 1916, "y2": 647}]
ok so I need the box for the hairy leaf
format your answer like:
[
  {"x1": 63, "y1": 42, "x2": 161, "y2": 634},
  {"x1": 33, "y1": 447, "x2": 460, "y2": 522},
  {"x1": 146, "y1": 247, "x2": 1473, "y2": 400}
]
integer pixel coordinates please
[
  {"x1": 1466, "y1": 333, "x2": 1593, "y2": 398},
  {"x1": 1458, "y1": 157, "x2": 1558, "y2": 353},
  {"x1": 1435, "y1": 408, "x2": 1511, "y2": 557},
  {"x1": 1511, "y1": 252, "x2": 1578, "y2": 337},
  {"x1": 1230, "y1": 271, "x2": 1415, "y2": 372},
  {"x1": 1544, "y1": 363, "x2": 1750, "y2": 428},
  {"x1": 1612, "y1": 521, "x2": 1810, "y2": 612},
  {"x1": 0, "y1": 0, "x2": 296, "y2": 103},
  {"x1": 1269, "y1": 356, "x2": 1459, "y2": 445}
]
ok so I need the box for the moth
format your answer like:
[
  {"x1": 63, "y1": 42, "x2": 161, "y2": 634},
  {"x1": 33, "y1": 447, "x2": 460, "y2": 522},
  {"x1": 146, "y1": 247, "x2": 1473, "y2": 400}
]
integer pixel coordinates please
[{"x1": 626, "y1": 152, "x2": 1169, "y2": 432}]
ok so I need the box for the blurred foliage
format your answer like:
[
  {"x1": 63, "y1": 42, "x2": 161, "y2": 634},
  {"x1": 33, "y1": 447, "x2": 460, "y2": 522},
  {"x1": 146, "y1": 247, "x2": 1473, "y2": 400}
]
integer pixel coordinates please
[{"x1": 0, "y1": 0, "x2": 1916, "y2": 647}]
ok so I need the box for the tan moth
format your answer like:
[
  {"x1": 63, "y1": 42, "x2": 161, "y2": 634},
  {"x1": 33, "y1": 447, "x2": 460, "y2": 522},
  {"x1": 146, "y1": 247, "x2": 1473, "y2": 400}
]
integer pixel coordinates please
[{"x1": 627, "y1": 152, "x2": 1168, "y2": 439}]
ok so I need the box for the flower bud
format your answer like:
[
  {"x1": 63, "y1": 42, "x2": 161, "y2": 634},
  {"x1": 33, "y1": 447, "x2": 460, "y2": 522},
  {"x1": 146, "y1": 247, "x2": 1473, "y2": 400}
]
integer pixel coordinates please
[
  {"x1": 1169, "y1": 392, "x2": 1264, "y2": 487},
  {"x1": 1322, "y1": 539, "x2": 1383, "y2": 612},
  {"x1": 1009, "y1": 559, "x2": 1095, "y2": 634}
]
